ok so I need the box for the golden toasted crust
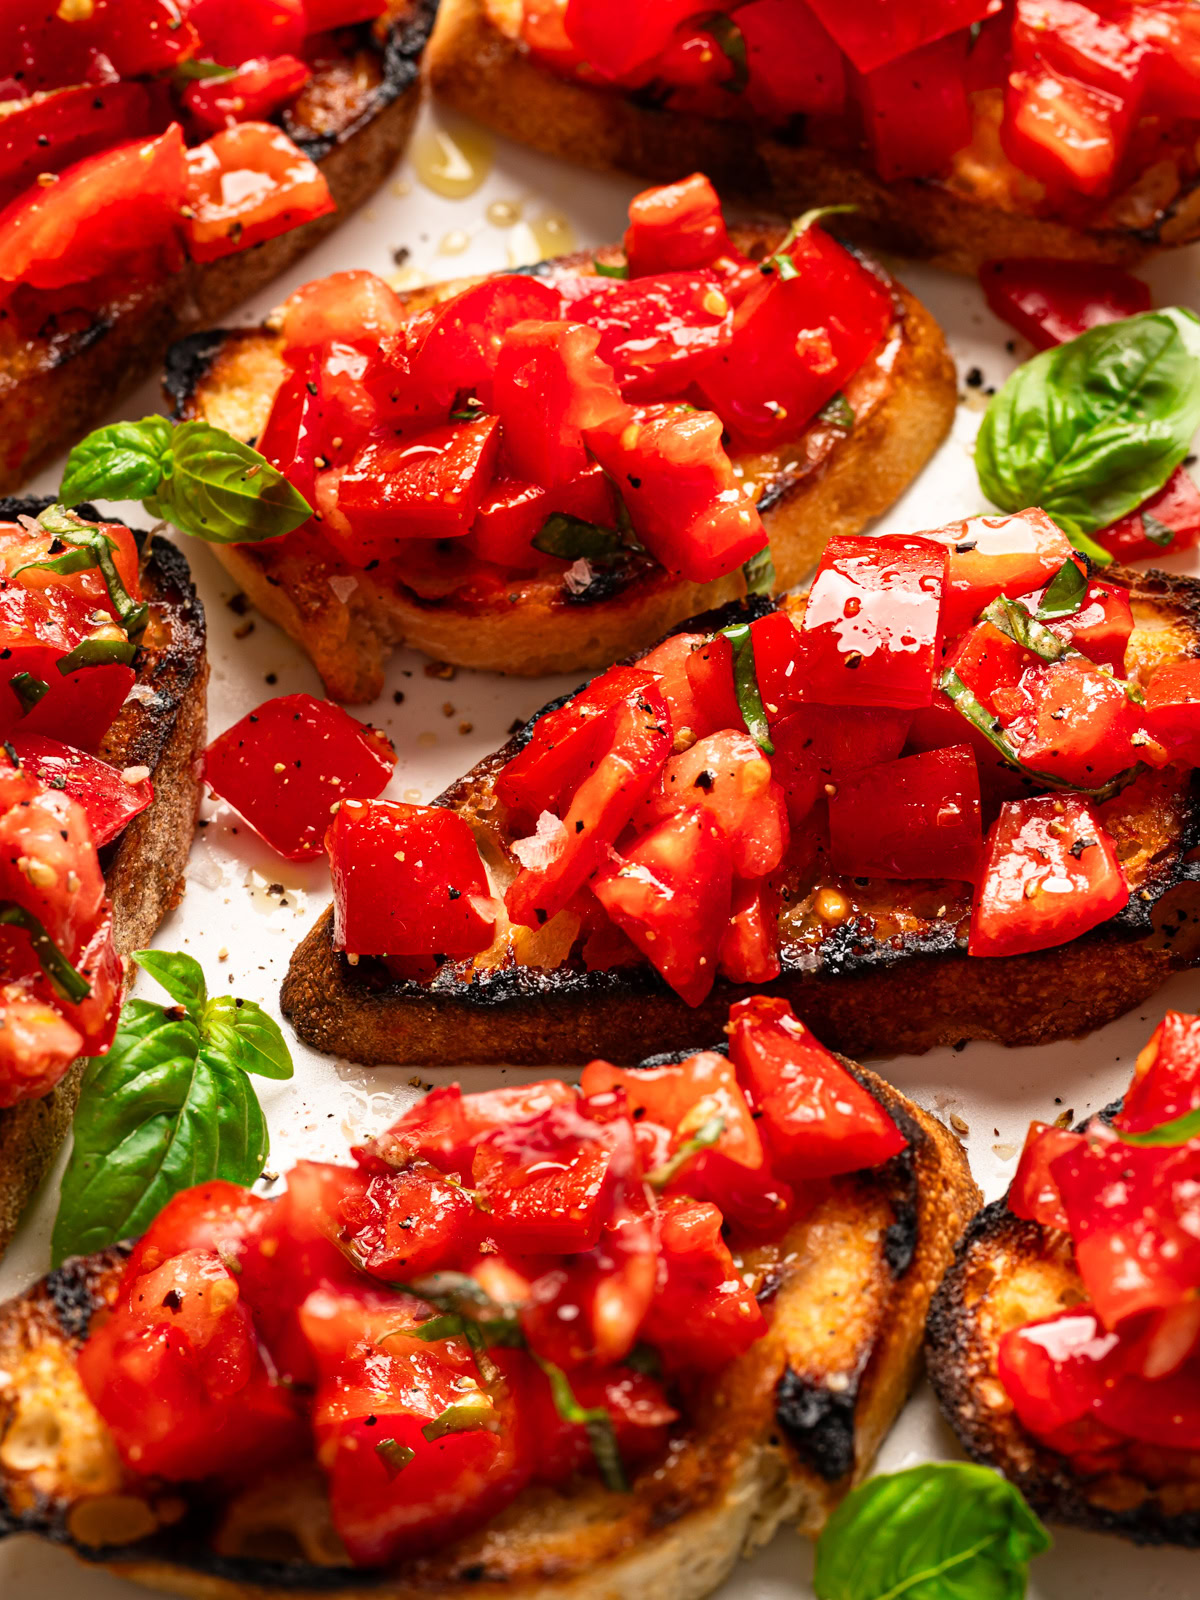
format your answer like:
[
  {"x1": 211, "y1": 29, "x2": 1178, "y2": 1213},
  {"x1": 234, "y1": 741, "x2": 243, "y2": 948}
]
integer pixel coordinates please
[
  {"x1": 926, "y1": 1194, "x2": 1200, "y2": 1543},
  {"x1": 426, "y1": 0, "x2": 1200, "y2": 275},
  {"x1": 169, "y1": 229, "x2": 955, "y2": 698},
  {"x1": 0, "y1": 510, "x2": 207, "y2": 1260},
  {"x1": 0, "y1": 1071, "x2": 979, "y2": 1598},
  {"x1": 0, "y1": 1, "x2": 435, "y2": 496},
  {"x1": 279, "y1": 564, "x2": 1200, "y2": 1069}
]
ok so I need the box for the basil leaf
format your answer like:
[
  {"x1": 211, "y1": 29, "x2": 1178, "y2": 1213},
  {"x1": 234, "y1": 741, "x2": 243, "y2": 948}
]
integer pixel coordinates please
[
  {"x1": 0, "y1": 902, "x2": 90, "y2": 1004},
  {"x1": 375, "y1": 1438, "x2": 415, "y2": 1478},
  {"x1": 148, "y1": 420, "x2": 313, "y2": 544},
  {"x1": 14, "y1": 512, "x2": 149, "y2": 636},
  {"x1": 1035, "y1": 559, "x2": 1086, "y2": 620},
  {"x1": 818, "y1": 392, "x2": 856, "y2": 431},
  {"x1": 60, "y1": 417, "x2": 173, "y2": 506},
  {"x1": 9, "y1": 672, "x2": 49, "y2": 715},
  {"x1": 742, "y1": 544, "x2": 775, "y2": 598},
  {"x1": 56, "y1": 635, "x2": 137, "y2": 673},
  {"x1": 532, "y1": 512, "x2": 625, "y2": 565},
  {"x1": 1142, "y1": 510, "x2": 1177, "y2": 547},
  {"x1": 421, "y1": 1399, "x2": 500, "y2": 1442},
  {"x1": 814, "y1": 1463, "x2": 1050, "y2": 1600},
  {"x1": 593, "y1": 258, "x2": 628, "y2": 279},
  {"x1": 201, "y1": 995, "x2": 294, "y2": 1080},
  {"x1": 1119, "y1": 1106, "x2": 1200, "y2": 1147},
  {"x1": 133, "y1": 947, "x2": 207, "y2": 1017},
  {"x1": 646, "y1": 1113, "x2": 725, "y2": 1188},
  {"x1": 534, "y1": 1355, "x2": 628, "y2": 1492},
  {"x1": 980, "y1": 595, "x2": 1074, "y2": 664},
  {"x1": 174, "y1": 58, "x2": 238, "y2": 80},
  {"x1": 718, "y1": 619, "x2": 774, "y2": 754},
  {"x1": 976, "y1": 308, "x2": 1200, "y2": 537}
]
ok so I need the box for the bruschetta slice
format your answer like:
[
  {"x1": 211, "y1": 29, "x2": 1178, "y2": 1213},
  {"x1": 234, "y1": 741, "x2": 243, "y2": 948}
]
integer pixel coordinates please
[
  {"x1": 0, "y1": 0, "x2": 435, "y2": 494},
  {"x1": 280, "y1": 514, "x2": 1200, "y2": 1067},
  {"x1": 0, "y1": 498, "x2": 206, "y2": 1257},
  {"x1": 428, "y1": 0, "x2": 1200, "y2": 275},
  {"x1": 0, "y1": 1001, "x2": 979, "y2": 1596},
  {"x1": 927, "y1": 1009, "x2": 1200, "y2": 1544},
  {"x1": 167, "y1": 183, "x2": 956, "y2": 697}
]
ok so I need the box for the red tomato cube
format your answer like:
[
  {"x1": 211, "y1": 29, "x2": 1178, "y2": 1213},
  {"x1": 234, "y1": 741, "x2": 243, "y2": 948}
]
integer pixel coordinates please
[
  {"x1": 493, "y1": 319, "x2": 628, "y2": 487},
  {"x1": 338, "y1": 416, "x2": 501, "y2": 549},
  {"x1": 1146, "y1": 659, "x2": 1200, "y2": 763},
  {"x1": 641, "y1": 728, "x2": 789, "y2": 879},
  {"x1": 738, "y1": 0, "x2": 845, "y2": 118},
  {"x1": 623, "y1": 173, "x2": 732, "y2": 276},
  {"x1": 718, "y1": 877, "x2": 782, "y2": 985},
  {"x1": 1115, "y1": 1011, "x2": 1200, "y2": 1137},
  {"x1": 1007, "y1": 1122, "x2": 1087, "y2": 1231},
  {"x1": 8, "y1": 735, "x2": 152, "y2": 848},
  {"x1": 638, "y1": 1197, "x2": 767, "y2": 1373},
  {"x1": 856, "y1": 33, "x2": 972, "y2": 182},
  {"x1": 1094, "y1": 467, "x2": 1200, "y2": 563},
  {"x1": 1001, "y1": 656, "x2": 1150, "y2": 787},
  {"x1": 921, "y1": 509, "x2": 1080, "y2": 639},
  {"x1": 828, "y1": 744, "x2": 984, "y2": 883},
  {"x1": 567, "y1": 270, "x2": 733, "y2": 400},
  {"x1": 769, "y1": 701, "x2": 913, "y2": 824},
  {"x1": 979, "y1": 257, "x2": 1150, "y2": 350}
]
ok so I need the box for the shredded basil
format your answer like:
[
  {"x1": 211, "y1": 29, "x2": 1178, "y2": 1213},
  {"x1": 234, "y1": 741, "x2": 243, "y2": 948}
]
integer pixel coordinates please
[
  {"x1": 1119, "y1": 1106, "x2": 1200, "y2": 1147},
  {"x1": 421, "y1": 1397, "x2": 500, "y2": 1442},
  {"x1": 1142, "y1": 510, "x2": 1177, "y2": 548},
  {"x1": 1035, "y1": 559, "x2": 1087, "y2": 620},
  {"x1": 593, "y1": 258, "x2": 629, "y2": 279},
  {"x1": 534, "y1": 1355, "x2": 628, "y2": 1492},
  {"x1": 9, "y1": 671, "x2": 49, "y2": 715},
  {"x1": 173, "y1": 58, "x2": 238, "y2": 81},
  {"x1": 818, "y1": 392, "x2": 856, "y2": 431},
  {"x1": 697, "y1": 11, "x2": 749, "y2": 93},
  {"x1": 742, "y1": 544, "x2": 775, "y2": 597},
  {"x1": 532, "y1": 512, "x2": 626, "y2": 565},
  {"x1": 646, "y1": 1113, "x2": 725, "y2": 1189},
  {"x1": 0, "y1": 902, "x2": 91, "y2": 1005},
  {"x1": 374, "y1": 1438, "x2": 415, "y2": 1478},
  {"x1": 56, "y1": 635, "x2": 138, "y2": 674},
  {"x1": 718, "y1": 619, "x2": 774, "y2": 754},
  {"x1": 980, "y1": 595, "x2": 1075, "y2": 664},
  {"x1": 15, "y1": 507, "x2": 148, "y2": 636}
]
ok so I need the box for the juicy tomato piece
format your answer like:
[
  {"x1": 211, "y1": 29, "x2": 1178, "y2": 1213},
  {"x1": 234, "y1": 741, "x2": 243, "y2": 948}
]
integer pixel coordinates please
[
  {"x1": 581, "y1": 1050, "x2": 765, "y2": 1175},
  {"x1": 337, "y1": 416, "x2": 502, "y2": 551},
  {"x1": 183, "y1": 54, "x2": 313, "y2": 133},
  {"x1": 903, "y1": 692, "x2": 1034, "y2": 803},
  {"x1": 623, "y1": 174, "x2": 733, "y2": 277},
  {"x1": 122, "y1": 1182, "x2": 269, "y2": 1285},
  {"x1": 1145, "y1": 659, "x2": 1200, "y2": 764},
  {"x1": 1022, "y1": 578, "x2": 1133, "y2": 673},
  {"x1": 519, "y1": 1354, "x2": 676, "y2": 1486},
  {"x1": 640, "y1": 1197, "x2": 767, "y2": 1373},
  {"x1": 0, "y1": 82, "x2": 165, "y2": 212},
  {"x1": 4, "y1": 0, "x2": 199, "y2": 89},
  {"x1": 738, "y1": 0, "x2": 846, "y2": 118},
  {"x1": 944, "y1": 620, "x2": 1030, "y2": 715},
  {"x1": 1000, "y1": 656, "x2": 1150, "y2": 787},
  {"x1": 467, "y1": 461, "x2": 617, "y2": 570},
  {"x1": 505, "y1": 678, "x2": 672, "y2": 929},
  {"x1": 257, "y1": 355, "x2": 324, "y2": 504},
  {"x1": 1094, "y1": 467, "x2": 1200, "y2": 563},
  {"x1": 204, "y1": 693, "x2": 395, "y2": 860},
  {"x1": 568, "y1": 270, "x2": 733, "y2": 400},
  {"x1": 593, "y1": 807, "x2": 733, "y2": 1007},
  {"x1": 562, "y1": 0, "x2": 705, "y2": 78},
  {"x1": 1116, "y1": 1011, "x2": 1200, "y2": 1137},
  {"x1": 828, "y1": 744, "x2": 983, "y2": 883},
  {"x1": 493, "y1": 319, "x2": 627, "y2": 487},
  {"x1": 1128, "y1": 3, "x2": 1200, "y2": 118},
  {"x1": 1012, "y1": 0, "x2": 1151, "y2": 100},
  {"x1": 0, "y1": 991, "x2": 83, "y2": 1111},
  {"x1": 694, "y1": 223, "x2": 893, "y2": 448},
  {"x1": 77, "y1": 1249, "x2": 303, "y2": 1482},
  {"x1": 718, "y1": 876, "x2": 782, "y2": 986},
  {"x1": 801, "y1": 535, "x2": 946, "y2": 710},
  {"x1": 804, "y1": 0, "x2": 996, "y2": 74},
  {"x1": 338, "y1": 1166, "x2": 479, "y2": 1281},
  {"x1": 1002, "y1": 63, "x2": 1132, "y2": 198},
  {"x1": 639, "y1": 631, "x2": 740, "y2": 741},
  {"x1": 585, "y1": 404, "x2": 765, "y2": 581},
  {"x1": 8, "y1": 736, "x2": 152, "y2": 848},
  {"x1": 1007, "y1": 1121, "x2": 1087, "y2": 1231},
  {"x1": 728, "y1": 996, "x2": 907, "y2": 1180},
  {"x1": 0, "y1": 124, "x2": 186, "y2": 302},
  {"x1": 979, "y1": 258, "x2": 1151, "y2": 351},
  {"x1": 856, "y1": 32, "x2": 972, "y2": 181},
  {"x1": 749, "y1": 611, "x2": 806, "y2": 722},
  {"x1": 968, "y1": 794, "x2": 1128, "y2": 957},
  {"x1": 187, "y1": 0, "x2": 307, "y2": 63},
  {"x1": 641, "y1": 729, "x2": 790, "y2": 879},
  {"x1": 355, "y1": 1080, "x2": 576, "y2": 1181},
  {"x1": 769, "y1": 702, "x2": 913, "y2": 825},
  {"x1": 279, "y1": 269, "x2": 407, "y2": 357},
  {"x1": 327, "y1": 799, "x2": 495, "y2": 958},
  {"x1": 925, "y1": 510, "x2": 1081, "y2": 640},
  {"x1": 183, "y1": 123, "x2": 333, "y2": 264}
]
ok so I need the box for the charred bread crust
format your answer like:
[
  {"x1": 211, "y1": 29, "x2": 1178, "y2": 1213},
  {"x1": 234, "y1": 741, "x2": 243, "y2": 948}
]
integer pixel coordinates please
[
  {"x1": 167, "y1": 228, "x2": 956, "y2": 698},
  {"x1": 0, "y1": 500, "x2": 207, "y2": 1260},
  {"x1": 0, "y1": 0, "x2": 435, "y2": 496},
  {"x1": 0, "y1": 1072, "x2": 978, "y2": 1597},
  {"x1": 426, "y1": 0, "x2": 1200, "y2": 276},
  {"x1": 279, "y1": 566, "x2": 1200, "y2": 1068},
  {"x1": 926, "y1": 1190, "x2": 1200, "y2": 1543}
]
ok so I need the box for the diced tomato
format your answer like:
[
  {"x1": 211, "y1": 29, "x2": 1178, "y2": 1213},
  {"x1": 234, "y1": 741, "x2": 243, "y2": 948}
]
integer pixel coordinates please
[
  {"x1": 205, "y1": 693, "x2": 395, "y2": 861},
  {"x1": 640, "y1": 1198, "x2": 767, "y2": 1373},
  {"x1": 1002, "y1": 63, "x2": 1132, "y2": 198},
  {"x1": 337, "y1": 1167, "x2": 479, "y2": 1281},
  {"x1": 337, "y1": 416, "x2": 501, "y2": 551},
  {"x1": 979, "y1": 258, "x2": 1151, "y2": 351},
  {"x1": 467, "y1": 462, "x2": 617, "y2": 570},
  {"x1": 804, "y1": 0, "x2": 997, "y2": 74},
  {"x1": 944, "y1": 621, "x2": 1031, "y2": 716},
  {"x1": 592, "y1": 807, "x2": 733, "y2": 1007},
  {"x1": 642, "y1": 729, "x2": 789, "y2": 879},
  {"x1": 8, "y1": 735, "x2": 152, "y2": 848},
  {"x1": 750, "y1": 610, "x2": 806, "y2": 720},
  {"x1": 1115, "y1": 1011, "x2": 1200, "y2": 1137},
  {"x1": 356, "y1": 1080, "x2": 576, "y2": 1181},
  {"x1": 1021, "y1": 578, "x2": 1132, "y2": 673},
  {"x1": 257, "y1": 355, "x2": 323, "y2": 505},
  {"x1": 968, "y1": 794, "x2": 1128, "y2": 957},
  {"x1": 728, "y1": 996, "x2": 907, "y2": 1179},
  {"x1": 623, "y1": 174, "x2": 732, "y2": 277},
  {"x1": 769, "y1": 702, "x2": 913, "y2": 825},
  {"x1": 719, "y1": 877, "x2": 782, "y2": 985},
  {"x1": 188, "y1": 0, "x2": 307, "y2": 64},
  {"x1": 582, "y1": 1050, "x2": 765, "y2": 1175},
  {"x1": 568, "y1": 271, "x2": 733, "y2": 400},
  {"x1": 0, "y1": 83, "x2": 167, "y2": 212},
  {"x1": 1007, "y1": 1121, "x2": 1087, "y2": 1230},
  {"x1": 492, "y1": 319, "x2": 627, "y2": 488},
  {"x1": 327, "y1": 800, "x2": 495, "y2": 958},
  {"x1": 279, "y1": 269, "x2": 407, "y2": 356},
  {"x1": 828, "y1": 744, "x2": 983, "y2": 882},
  {"x1": 1126, "y1": 3, "x2": 1200, "y2": 118},
  {"x1": 77, "y1": 1249, "x2": 303, "y2": 1482},
  {"x1": 183, "y1": 122, "x2": 333, "y2": 264},
  {"x1": 922, "y1": 510, "x2": 1080, "y2": 640},
  {"x1": 998, "y1": 1306, "x2": 1127, "y2": 1445},
  {"x1": 586, "y1": 404, "x2": 764, "y2": 581},
  {"x1": 637, "y1": 632, "x2": 737, "y2": 741},
  {"x1": 801, "y1": 535, "x2": 946, "y2": 710},
  {"x1": 856, "y1": 32, "x2": 972, "y2": 181},
  {"x1": 738, "y1": 0, "x2": 846, "y2": 118},
  {"x1": 1094, "y1": 467, "x2": 1200, "y2": 563},
  {"x1": 562, "y1": 0, "x2": 705, "y2": 79},
  {"x1": 1146, "y1": 659, "x2": 1200, "y2": 764},
  {"x1": 505, "y1": 678, "x2": 672, "y2": 928},
  {"x1": 904, "y1": 692, "x2": 1034, "y2": 803},
  {"x1": 519, "y1": 1356, "x2": 676, "y2": 1485},
  {"x1": 122, "y1": 1182, "x2": 269, "y2": 1286},
  {"x1": 1001, "y1": 656, "x2": 1150, "y2": 787},
  {"x1": 184, "y1": 54, "x2": 313, "y2": 133},
  {"x1": 3, "y1": 0, "x2": 199, "y2": 91}
]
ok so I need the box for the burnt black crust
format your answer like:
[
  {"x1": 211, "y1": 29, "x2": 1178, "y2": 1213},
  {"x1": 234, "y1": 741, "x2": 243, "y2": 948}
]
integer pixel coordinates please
[
  {"x1": 774, "y1": 1364, "x2": 859, "y2": 1482},
  {"x1": 162, "y1": 331, "x2": 231, "y2": 423}
]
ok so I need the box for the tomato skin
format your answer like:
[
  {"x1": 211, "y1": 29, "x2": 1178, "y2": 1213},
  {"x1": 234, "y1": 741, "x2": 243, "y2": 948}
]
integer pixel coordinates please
[
  {"x1": 640, "y1": 1197, "x2": 767, "y2": 1374},
  {"x1": 769, "y1": 702, "x2": 912, "y2": 825},
  {"x1": 856, "y1": 32, "x2": 972, "y2": 182},
  {"x1": 518, "y1": 1355, "x2": 676, "y2": 1485},
  {"x1": 568, "y1": 271, "x2": 733, "y2": 400},
  {"x1": 968, "y1": 794, "x2": 1128, "y2": 957},
  {"x1": 338, "y1": 1167, "x2": 480, "y2": 1281},
  {"x1": 257, "y1": 355, "x2": 324, "y2": 504},
  {"x1": 1145, "y1": 659, "x2": 1200, "y2": 764},
  {"x1": 592, "y1": 807, "x2": 733, "y2": 1007},
  {"x1": 3, "y1": 0, "x2": 200, "y2": 91},
  {"x1": 338, "y1": 416, "x2": 502, "y2": 551},
  {"x1": 924, "y1": 509, "x2": 1080, "y2": 640},
  {"x1": 979, "y1": 258, "x2": 1151, "y2": 351},
  {"x1": 1094, "y1": 467, "x2": 1200, "y2": 563},
  {"x1": 804, "y1": 0, "x2": 997, "y2": 75},
  {"x1": 279, "y1": 269, "x2": 407, "y2": 357},
  {"x1": 641, "y1": 729, "x2": 790, "y2": 879},
  {"x1": 467, "y1": 462, "x2": 617, "y2": 570},
  {"x1": 801, "y1": 535, "x2": 947, "y2": 710},
  {"x1": 1000, "y1": 656, "x2": 1151, "y2": 787},
  {"x1": 1002, "y1": 63, "x2": 1131, "y2": 198},
  {"x1": 718, "y1": 877, "x2": 782, "y2": 985},
  {"x1": 327, "y1": 800, "x2": 496, "y2": 959},
  {"x1": 0, "y1": 83, "x2": 167, "y2": 212},
  {"x1": 727, "y1": 995, "x2": 907, "y2": 1180},
  {"x1": 493, "y1": 319, "x2": 627, "y2": 488},
  {"x1": 8, "y1": 735, "x2": 152, "y2": 848},
  {"x1": 623, "y1": 174, "x2": 733, "y2": 277},
  {"x1": 749, "y1": 611, "x2": 806, "y2": 722},
  {"x1": 356, "y1": 1080, "x2": 576, "y2": 1181},
  {"x1": 122, "y1": 1182, "x2": 269, "y2": 1286},
  {"x1": 1117, "y1": 1011, "x2": 1200, "y2": 1136},
  {"x1": 737, "y1": 0, "x2": 846, "y2": 118},
  {"x1": 581, "y1": 1050, "x2": 765, "y2": 1176},
  {"x1": 1007, "y1": 1122, "x2": 1086, "y2": 1230},
  {"x1": 944, "y1": 620, "x2": 1030, "y2": 716},
  {"x1": 1025, "y1": 579, "x2": 1132, "y2": 673},
  {"x1": 828, "y1": 744, "x2": 983, "y2": 883},
  {"x1": 183, "y1": 122, "x2": 333, "y2": 264},
  {"x1": 188, "y1": 0, "x2": 308, "y2": 64},
  {"x1": 184, "y1": 55, "x2": 313, "y2": 133},
  {"x1": 562, "y1": 0, "x2": 704, "y2": 79},
  {"x1": 638, "y1": 632, "x2": 738, "y2": 741}
]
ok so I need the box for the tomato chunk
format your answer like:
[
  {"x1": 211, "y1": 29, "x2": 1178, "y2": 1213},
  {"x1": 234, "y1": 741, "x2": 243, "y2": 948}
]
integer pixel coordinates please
[
  {"x1": 828, "y1": 745, "x2": 983, "y2": 883},
  {"x1": 327, "y1": 800, "x2": 495, "y2": 959},
  {"x1": 1002, "y1": 64, "x2": 1131, "y2": 198},
  {"x1": 922, "y1": 510, "x2": 1080, "y2": 640},
  {"x1": 639, "y1": 632, "x2": 741, "y2": 741},
  {"x1": 979, "y1": 258, "x2": 1150, "y2": 351},
  {"x1": 1146, "y1": 659, "x2": 1200, "y2": 764},
  {"x1": 1094, "y1": 467, "x2": 1200, "y2": 563},
  {"x1": 338, "y1": 1167, "x2": 479, "y2": 1281},
  {"x1": 568, "y1": 270, "x2": 733, "y2": 400},
  {"x1": 1023, "y1": 578, "x2": 1132, "y2": 673},
  {"x1": 1000, "y1": 656, "x2": 1149, "y2": 788},
  {"x1": 8, "y1": 735, "x2": 152, "y2": 848},
  {"x1": 641, "y1": 729, "x2": 790, "y2": 879},
  {"x1": 1116, "y1": 1011, "x2": 1200, "y2": 1137},
  {"x1": 188, "y1": 0, "x2": 307, "y2": 63},
  {"x1": 338, "y1": 416, "x2": 501, "y2": 550},
  {"x1": 1007, "y1": 1122, "x2": 1087, "y2": 1231},
  {"x1": 473, "y1": 1098, "x2": 625, "y2": 1253},
  {"x1": 582, "y1": 1050, "x2": 765, "y2": 1176},
  {"x1": 737, "y1": 0, "x2": 846, "y2": 118},
  {"x1": 493, "y1": 319, "x2": 627, "y2": 487},
  {"x1": 183, "y1": 55, "x2": 312, "y2": 132},
  {"x1": 968, "y1": 794, "x2": 1128, "y2": 957},
  {"x1": 183, "y1": 122, "x2": 333, "y2": 264},
  {"x1": 804, "y1": 0, "x2": 996, "y2": 74},
  {"x1": 856, "y1": 33, "x2": 971, "y2": 181},
  {"x1": 640, "y1": 1198, "x2": 767, "y2": 1373},
  {"x1": 623, "y1": 173, "x2": 732, "y2": 275},
  {"x1": 769, "y1": 702, "x2": 912, "y2": 825},
  {"x1": 562, "y1": 0, "x2": 704, "y2": 78},
  {"x1": 718, "y1": 877, "x2": 782, "y2": 986}
]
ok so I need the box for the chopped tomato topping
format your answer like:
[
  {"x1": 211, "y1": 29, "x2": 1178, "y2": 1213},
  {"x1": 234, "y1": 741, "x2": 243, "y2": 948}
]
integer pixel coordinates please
[
  {"x1": 188, "y1": 0, "x2": 308, "y2": 63},
  {"x1": 921, "y1": 509, "x2": 1080, "y2": 640},
  {"x1": 493, "y1": 319, "x2": 627, "y2": 487},
  {"x1": 641, "y1": 729, "x2": 790, "y2": 879},
  {"x1": 979, "y1": 258, "x2": 1151, "y2": 351},
  {"x1": 856, "y1": 32, "x2": 972, "y2": 182},
  {"x1": 1094, "y1": 467, "x2": 1200, "y2": 563},
  {"x1": 337, "y1": 416, "x2": 502, "y2": 554},
  {"x1": 1116, "y1": 1011, "x2": 1200, "y2": 1136},
  {"x1": 183, "y1": 55, "x2": 313, "y2": 133},
  {"x1": 1007, "y1": 1122, "x2": 1086, "y2": 1231},
  {"x1": 8, "y1": 735, "x2": 152, "y2": 848},
  {"x1": 568, "y1": 270, "x2": 733, "y2": 400},
  {"x1": 183, "y1": 122, "x2": 333, "y2": 264},
  {"x1": 623, "y1": 173, "x2": 732, "y2": 275},
  {"x1": 828, "y1": 744, "x2": 983, "y2": 882},
  {"x1": 640, "y1": 1197, "x2": 767, "y2": 1372}
]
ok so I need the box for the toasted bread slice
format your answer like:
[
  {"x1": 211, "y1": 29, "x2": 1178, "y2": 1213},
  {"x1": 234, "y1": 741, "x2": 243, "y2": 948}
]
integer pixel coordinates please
[
  {"x1": 281, "y1": 565, "x2": 1200, "y2": 1069},
  {"x1": 926, "y1": 1175, "x2": 1200, "y2": 1543},
  {"x1": 0, "y1": 1, "x2": 435, "y2": 496},
  {"x1": 0, "y1": 1064, "x2": 978, "y2": 1597},
  {"x1": 167, "y1": 228, "x2": 956, "y2": 699},
  {"x1": 426, "y1": 0, "x2": 1200, "y2": 277},
  {"x1": 0, "y1": 500, "x2": 207, "y2": 1259}
]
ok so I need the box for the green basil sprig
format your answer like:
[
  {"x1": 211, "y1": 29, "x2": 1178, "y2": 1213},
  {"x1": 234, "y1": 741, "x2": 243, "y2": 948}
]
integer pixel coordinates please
[
  {"x1": 51, "y1": 949, "x2": 293, "y2": 1266},
  {"x1": 0, "y1": 902, "x2": 91, "y2": 1004},
  {"x1": 813, "y1": 1463, "x2": 1050, "y2": 1600},
  {"x1": 534, "y1": 1355, "x2": 628, "y2": 1492},
  {"x1": 718, "y1": 619, "x2": 774, "y2": 754},
  {"x1": 15, "y1": 506, "x2": 148, "y2": 636},
  {"x1": 1119, "y1": 1106, "x2": 1200, "y2": 1147},
  {"x1": 1034, "y1": 558, "x2": 1086, "y2": 620},
  {"x1": 60, "y1": 417, "x2": 313, "y2": 546},
  {"x1": 976, "y1": 309, "x2": 1200, "y2": 553}
]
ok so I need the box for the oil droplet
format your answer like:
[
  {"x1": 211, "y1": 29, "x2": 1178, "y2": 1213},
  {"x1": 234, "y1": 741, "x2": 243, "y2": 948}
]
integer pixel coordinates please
[
  {"x1": 486, "y1": 198, "x2": 522, "y2": 228},
  {"x1": 529, "y1": 211, "x2": 575, "y2": 258},
  {"x1": 403, "y1": 787, "x2": 423, "y2": 803},
  {"x1": 411, "y1": 121, "x2": 494, "y2": 200},
  {"x1": 438, "y1": 228, "x2": 472, "y2": 255},
  {"x1": 388, "y1": 266, "x2": 429, "y2": 292},
  {"x1": 242, "y1": 868, "x2": 309, "y2": 925}
]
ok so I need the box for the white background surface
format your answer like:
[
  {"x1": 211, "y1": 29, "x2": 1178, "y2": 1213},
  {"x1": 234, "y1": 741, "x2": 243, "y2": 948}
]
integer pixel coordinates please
[{"x1": 2, "y1": 94, "x2": 1200, "y2": 1597}]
